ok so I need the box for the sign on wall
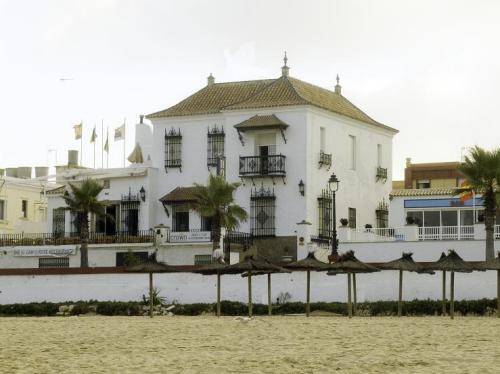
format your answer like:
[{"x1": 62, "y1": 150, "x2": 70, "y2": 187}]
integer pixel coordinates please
[
  {"x1": 169, "y1": 231, "x2": 211, "y2": 243},
  {"x1": 13, "y1": 247, "x2": 77, "y2": 257}
]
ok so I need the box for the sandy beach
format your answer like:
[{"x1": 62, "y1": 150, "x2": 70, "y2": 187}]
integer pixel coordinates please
[{"x1": 0, "y1": 316, "x2": 499, "y2": 373}]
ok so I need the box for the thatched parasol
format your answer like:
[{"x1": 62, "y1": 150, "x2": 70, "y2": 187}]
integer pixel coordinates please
[
  {"x1": 193, "y1": 262, "x2": 228, "y2": 317},
  {"x1": 241, "y1": 267, "x2": 291, "y2": 316},
  {"x1": 126, "y1": 258, "x2": 178, "y2": 318},
  {"x1": 428, "y1": 250, "x2": 473, "y2": 319},
  {"x1": 224, "y1": 256, "x2": 288, "y2": 317},
  {"x1": 378, "y1": 252, "x2": 435, "y2": 317},
  {"x1": 323, "y1": 251, "x2": 380, "y2": 318},
  {"x1": 474, "y1": 251, "x2": 500, "y2": 318},
  {"x1": 285, "y1": 252, "x2": 328, "y2": 317}
]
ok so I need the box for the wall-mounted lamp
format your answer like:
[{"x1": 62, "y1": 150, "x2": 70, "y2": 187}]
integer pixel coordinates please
[
  {"x1": 298, "y1": 179, "x2": 305, "y2": 196},
  {"x1": 139, "y1": 186, "x2": 146, "y2": 202}
]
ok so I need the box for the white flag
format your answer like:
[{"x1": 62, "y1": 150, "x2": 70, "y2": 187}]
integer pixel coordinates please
[
  {"x1": 73, "y1": 122, "x2": 82, "y2": 140},
  {"x1": 114, "y1": 124, "x2": 125, "y2": 141}
]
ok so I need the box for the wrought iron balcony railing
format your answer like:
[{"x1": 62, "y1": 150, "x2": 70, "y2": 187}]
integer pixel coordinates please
[{"x1": 239, "y1": 155, "x2": 286, "y2": 176}]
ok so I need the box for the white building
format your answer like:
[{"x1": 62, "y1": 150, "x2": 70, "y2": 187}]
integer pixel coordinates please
[{"x1": 142, "y1": 59, "x2": 398, "y2": 260}]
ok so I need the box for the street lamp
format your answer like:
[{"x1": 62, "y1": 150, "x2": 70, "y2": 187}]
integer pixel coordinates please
[{"x1": 327, "y1": 173, "x2": 340, "y2": 259}]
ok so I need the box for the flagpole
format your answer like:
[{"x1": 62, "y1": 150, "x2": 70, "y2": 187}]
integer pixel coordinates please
[
  {"x1": 80, "y1": 121, "x2": 83, "y2": 167},
  {"x1": 123, "y1": 118, "x2": 126, "y2": 168},
  {"x1": 93, "y1": 125, "x2": 96, "y2": 169},
  {"x1": 107, "y1": 127, "x2": 109, "y2": 168},
  {"x1": 101, "y1": 119, "x2": 104, "y2": 169}
]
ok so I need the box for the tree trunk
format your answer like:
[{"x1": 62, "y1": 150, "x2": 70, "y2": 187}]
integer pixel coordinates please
[
  {"x1": 80, "y1": 213, "x2": 89, "y2": 268},
  {"x1": 484, "y1": 209, "x2": 495, "y2": 260}
]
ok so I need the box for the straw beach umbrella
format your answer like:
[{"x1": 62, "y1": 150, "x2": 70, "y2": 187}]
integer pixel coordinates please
[
  {"x1": 126, "y1": 258, "x2": 178, "y2": 318},
  {"x1": 428, "y1": 250, "x2": 473, "y2": 319},
  {"x1": 285, "y1": 252, "x2": 328, "y2": 317},
  {"x1": 223, "y1": 256, "x2": 288, "y2": 317},
  {"x1": 241, "y1": 267, "x2": 291, "y2": 316},
  {"x1": 475, "y1": 251, "x2": 500, "y2": 318},
  {"x1": 193, "y1": 262, "x2": 228, "y2": 317},
  {"x1": 324, "y1": 251, "x2": 380, "y2": 318},
  {"x1": 378, "y1": 252, "x2": 434, "y2": 317}
]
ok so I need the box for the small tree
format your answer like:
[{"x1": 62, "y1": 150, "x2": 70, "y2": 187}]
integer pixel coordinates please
[
  {"x1": 458, "y1": 146, "x2": 500, "y2": 260},
  {"x1": 63, "y1": 179, "x2": 107, "y2": 267},
  {"x1": 191, "y1": 174, "x2": 247, "y2": 262}
]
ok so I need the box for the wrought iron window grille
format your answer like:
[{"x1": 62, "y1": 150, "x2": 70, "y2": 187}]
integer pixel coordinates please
[
  {"x1": 317, "y1": 189, "x2": 333, "y2": 238},
  {"x1": 250, "y1": 185, "x2": 276, "y2": 237},
  {"x1": 207, "y1": 126, "x2": 225, "y2": 168},
  {"x1": 165, "y1": 127, "x2": 182, "y2": 172},
  {"x1": 318, "y1": 151, "x2": 332, "y2": 170},
  {"x1": 376, "y1": 166, "x2": 388, "y2": 183}
]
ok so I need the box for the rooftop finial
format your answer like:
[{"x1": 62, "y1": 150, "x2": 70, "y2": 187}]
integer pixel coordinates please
[
  {"x1": 207, "y1": 73, "x2": 215, "y2": 86},
  {"x1": 281, "y1": 51, "x2": 290, "y2": 77},
  {"x1": 335, "y1": 73, "x2": 342, "y2": 94}
]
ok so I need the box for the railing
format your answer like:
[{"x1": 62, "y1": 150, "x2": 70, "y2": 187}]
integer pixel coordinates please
[
  {"x1": 239, "y1": 155, "x2": 286, "y2": 176},
  {"x1": 0, "y1": 230, "x2": 155, "y2": 247},
  {"x1": 226, "y1": 231, "x2": 253, "y2": 250},
  {"x1": 418, "y1": 226, "x2": 474, "y2": 241}
]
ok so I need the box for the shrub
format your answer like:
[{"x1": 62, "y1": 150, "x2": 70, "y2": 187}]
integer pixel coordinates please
[{"x1": 95, "y1": 302, "x2": 142, "y2": 316}]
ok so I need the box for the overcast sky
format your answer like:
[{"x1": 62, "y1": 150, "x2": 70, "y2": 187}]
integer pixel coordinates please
[{"x1": 1, "y1": 0, "x2": 499, "y2": 179}]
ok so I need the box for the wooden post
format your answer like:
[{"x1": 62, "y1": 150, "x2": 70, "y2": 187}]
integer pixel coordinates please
[
  {"x1": 248, "y1": 271, "x2": 253, "y2": 318},
  {"x1": 497, "y1": 270, "x2": 500, "y2": 319},
  {"x1": 352, "y1": 273, "x2": 357, "y2": 316},
  {"x1": 442, "y1": 271, "x2": 447, "y2": 316},
  {"x1": 217, "y1": 273, "x2": 221, "y2": 317},
  {"x1": 149, "y1": 272, "x2": 153, "y2": 319},
  {"x1": 398, "y1": 270, "x2": 403, "y2": 317},
  {"x1": 267, "y1": 273, "x2": 272, "y2": 316},
  {"x1": 450, "y1": 270, "x2": 455, "y2": 320},
  {"x1": 347, "y1": 273, "x2": 352, "y2": 318},
  {"x1": 306, "y1": 270, "x2": 311, "y2": 317}
]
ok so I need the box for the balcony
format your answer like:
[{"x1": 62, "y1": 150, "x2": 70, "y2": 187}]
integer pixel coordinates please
[
  {"x1": 239, "y1": 155, "x2": 286, "y2": 177},
  {"x1": 0, "y1": 230, "x2": 155, "y2": 247}
]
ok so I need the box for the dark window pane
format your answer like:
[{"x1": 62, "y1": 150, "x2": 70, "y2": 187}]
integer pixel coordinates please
[
  {"x1": 424, "y1": 211, "x2": 440, "y2": 227},
  {"x1": 441, "y1": 210, "x2": 458, "y2": 226}
]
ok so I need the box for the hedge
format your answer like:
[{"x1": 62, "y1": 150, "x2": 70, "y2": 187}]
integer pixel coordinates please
[{"x1": 0, "y1": 298, "x2": 496, "y2": 317}]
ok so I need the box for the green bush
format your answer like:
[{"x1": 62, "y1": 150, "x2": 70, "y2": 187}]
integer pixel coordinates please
[
  {"x1": 95, "y1": 302, "x2": 142, "y2": 316},
  {"x1": 0, "y1": 302, "x2": 59, "y2": 316}
]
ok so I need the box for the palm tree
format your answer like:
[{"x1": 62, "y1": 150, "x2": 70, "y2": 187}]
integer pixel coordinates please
[
  {"x1": 63, "y1": 179, "x2": 107, "y2": 267},
  {"x1": 192, "y1": 174, "x2": 248, "y2": 262},
  {"x1": 458, "y1": 146, "x2": 500, "y2": 260}
]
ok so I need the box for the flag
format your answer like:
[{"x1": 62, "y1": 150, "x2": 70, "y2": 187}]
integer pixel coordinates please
[
  {"x1": 104, "y1": 134, "x2": 109, "y2": 153},
  {"x1": 459, "y1": 180, "x2": 474, "y2": 204},
  {"x1": 114, "y1": 124, "x2": 125, "y2": 141},
  {"x1": 90, "y1": 127, "x2": 97, "y2": 143},
  {"x1": 73, "y1": 122, "x2": 82, "y2": 140}
]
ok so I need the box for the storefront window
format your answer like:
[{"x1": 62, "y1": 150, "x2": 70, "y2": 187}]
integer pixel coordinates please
[
  {"x1": 441, "y1": 211, "x2": 458, "y2": 226},
  {"x1": 423, "y1": 211, "x2": 440, "y2": 227}
]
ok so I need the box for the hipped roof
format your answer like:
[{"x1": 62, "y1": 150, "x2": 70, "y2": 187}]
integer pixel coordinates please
[
  {"x1": 159, "y1": 186, "x2": 198, "y2": 204},
  {"x1": 147, "y1": 75, "x2": 397, "y2": 133}
]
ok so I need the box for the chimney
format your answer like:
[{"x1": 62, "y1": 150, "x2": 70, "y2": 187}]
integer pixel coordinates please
[
  {"x1": 139, "y1": 114, "x2": 144, "y2": 124},
  {"x1": 207, "y1": 73, "x2": 215, "y2": 86},
  {"x1": 281, "y1": 52, "x2": 290, "y2": 77},
  {"x1": 334, "y1": 74, "x2": 342, "y2": 94},
  {"x1": 406, "y1": 157, "x2": 412, "y2": 167}
]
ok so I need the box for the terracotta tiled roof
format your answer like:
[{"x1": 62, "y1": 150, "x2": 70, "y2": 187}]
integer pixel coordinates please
[
  {"x1": 234, "y1": 114, "x2": 289, "y2": 131},
  {"x1": 390, "y1": 188, "x2": 459, "y2": 197},
  {"x1": 159, "y1": 187, "x2": 198, "y2": 203},
  {"x1": 146, "y1": 75, "x2": 398, "y2": 132}
]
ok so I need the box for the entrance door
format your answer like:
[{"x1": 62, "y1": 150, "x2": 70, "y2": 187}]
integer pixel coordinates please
[
  {"x1": 259, "y1": 145, "x2": 269, "y2": 174},
  {"x1": 106, "y1": 205, "x2": 117, "y2": 235}
]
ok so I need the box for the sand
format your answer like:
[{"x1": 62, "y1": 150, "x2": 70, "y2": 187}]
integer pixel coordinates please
[{"x1": 0, "y1": 316, "x2": 499, "y2": 373}]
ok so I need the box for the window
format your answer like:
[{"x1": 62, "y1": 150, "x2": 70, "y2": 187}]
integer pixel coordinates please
[
  {"x1": 207, "y1": 127, "x2": 225, "y2": 167},
  {"x1": 375, "y1": 201, "x2": 389, "y2": 229},
  {"x1": 52, "y1": 208, "x2": 66, "y2": 236},
  {"x1": 172, "y1": 205, "x2": 189, "y2": 232},
  {"x1": 441, "y1": 210, "x2": 458, "y2": 226},
  {"x1": 21, "y1": 199, "x2": 28, "y2": 218},
  {"x1": 250, "y1": 186, "x2": 276, "y2": 237},
  {"x1": 423, "y1": 211, "x2": 440, "y2": 227},
  {"x1": 120, "y1": 198, "x2": 139, "y2": 235},
  {"x1": 70, "y1": 211, "x2": 87, "y2": 235},
  {"x1": 0, "y1": 200, "x2": 5, "y2": 220},
  {"x1": 164, "y1": 128, "x2": 182, "y2": 170},
  {"x1": 39, "y1": 257, "x2": 69, "y2": 268},
  {"x1": 201, "y1": 215, "x2": 213, "y2": 232},
  {"x1": 116, "y1": 251, "x2": 149, "y2": 267},
  {"x1": 320, "y1": 127, "x2": 326, "y2": 151},
  {"x1": 318, "y1": 190, "x2": 332, "y2": 238},
  {"x1": 377, "y1": 144, "x2": 382, "y2": 167},
  {"x1": 460, "y1": 210, "x2": 474, "y2": 226},
  {"x1": 348, "y1": 135, "x2": 356, "y2": 170},
  {"x1": 194, "y1": 255, "x2": 212, "y2": 265},
  {"x1": 407, "y1": 211, "x2": 423, "y2": 226},
  {"x1": 348, "y1": 207, "x2": 356, "y2": 229},
  {"x1": 417, "y1": 179, "x2": 431, "y2": 189}
]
